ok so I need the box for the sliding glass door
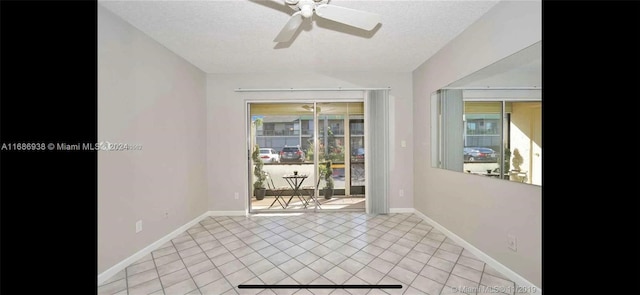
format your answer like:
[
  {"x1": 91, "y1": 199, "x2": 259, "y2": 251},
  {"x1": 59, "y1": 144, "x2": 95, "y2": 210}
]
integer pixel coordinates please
[{"x1": 248, "y1": 101, "x2": 365, "y2": 213}]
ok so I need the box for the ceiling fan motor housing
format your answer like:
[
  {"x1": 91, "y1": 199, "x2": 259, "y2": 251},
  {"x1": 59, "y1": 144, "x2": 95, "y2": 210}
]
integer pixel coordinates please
[
  {"x1": 286, "y1": 0, "x2": 329, "y2": 18},
  {"x1": 300, "y1": 1, "x2": 314, "y2": 18}
]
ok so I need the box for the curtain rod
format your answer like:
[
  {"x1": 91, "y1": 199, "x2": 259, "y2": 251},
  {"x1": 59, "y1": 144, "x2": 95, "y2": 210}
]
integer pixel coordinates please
[
  {"x1": 234, "y1": 87, "x2": 391, "y2": 92},
  {"x1": 441, "y1": 86, "x2": 541, "y2": 90}
]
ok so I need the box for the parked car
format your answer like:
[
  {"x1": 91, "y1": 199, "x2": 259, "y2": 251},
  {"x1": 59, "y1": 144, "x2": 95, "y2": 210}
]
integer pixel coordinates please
[
  {"x1": 464, "y1": 147, "x2": 497, "y2": 162},
  {"x1": 351, "y1": 147, "x2": 365, "y2": 161},
  {"x1": 280, "y1": 146, "x2": 305, "y2": 162},
  {"x1": 259, "y1": 148, "x2": 280, "y2": 163}
]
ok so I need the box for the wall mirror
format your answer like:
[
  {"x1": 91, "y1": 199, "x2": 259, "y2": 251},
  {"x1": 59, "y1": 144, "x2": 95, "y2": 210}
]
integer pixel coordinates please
[{"x1": 431, "y1": 41, "x2": 541, "y2": 186}]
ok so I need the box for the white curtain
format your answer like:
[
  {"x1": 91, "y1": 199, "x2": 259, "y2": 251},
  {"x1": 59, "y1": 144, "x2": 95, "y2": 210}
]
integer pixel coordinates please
[
  {"x1": 440, "y1": 89, "x2": 464, "y2": 172},
  {"x1": 365, "y1": 90, "x2": 390, "y2": 214}
]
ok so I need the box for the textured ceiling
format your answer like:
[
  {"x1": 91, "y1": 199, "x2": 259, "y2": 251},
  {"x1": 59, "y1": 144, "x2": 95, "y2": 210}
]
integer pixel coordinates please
[
  {"x1": 99, "y1": 0, "x2": 501, "y2": 74},
  {"x1": 447, "y1": 41, "x2": 541, "y2": 88}
]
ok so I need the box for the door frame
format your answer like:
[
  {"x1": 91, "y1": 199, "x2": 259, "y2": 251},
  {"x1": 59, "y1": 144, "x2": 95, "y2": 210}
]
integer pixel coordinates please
[{"x1": 245, "y1": 99, "x2": 365, "y2": 213}]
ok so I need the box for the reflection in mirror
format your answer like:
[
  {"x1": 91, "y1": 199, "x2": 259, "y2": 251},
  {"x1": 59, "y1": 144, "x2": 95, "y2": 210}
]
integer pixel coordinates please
[{"x1": 431, "y1": 41, "x2": 541, "y2": 186}]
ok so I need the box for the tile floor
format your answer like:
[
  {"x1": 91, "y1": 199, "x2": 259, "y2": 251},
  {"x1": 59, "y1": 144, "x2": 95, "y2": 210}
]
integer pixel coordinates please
[{"x1": 98, "y1": 213, "x2": 531, "y2": 295}]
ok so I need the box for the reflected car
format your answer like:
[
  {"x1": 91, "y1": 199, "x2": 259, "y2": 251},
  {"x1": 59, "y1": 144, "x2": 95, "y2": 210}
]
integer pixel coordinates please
[
  {"x1": 280, "y1": 146, "x2": 305, "y2": 163},
  {"x1": 464, "y1": 147, "x2": 497, "y2": 162},
  {"x1": 259, "y1": 148, "x2": 280, "y2": 163},
  {"x1": 351, "y1": 147, "x2": 365, "y2": 161}
]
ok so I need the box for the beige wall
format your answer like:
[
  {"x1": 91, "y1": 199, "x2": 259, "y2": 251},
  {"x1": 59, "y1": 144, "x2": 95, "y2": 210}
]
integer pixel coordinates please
[
  {"x1": 510, "y1": 102, "x2": 542, "y2": 185},
  {"x1": 98, "y1": 5, "x2": 208, "y2": 273},
  {"x1": 413, "y1": 0, "x2": 542, "y2": 288},
  {"x1": 206, "y1": 72, "x2": 414, "y2": 212}
]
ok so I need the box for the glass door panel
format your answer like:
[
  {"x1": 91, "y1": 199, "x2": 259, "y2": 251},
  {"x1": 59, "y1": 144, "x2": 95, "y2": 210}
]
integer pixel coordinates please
[
  {"x1": 463, "y1": 101, "x2": 502, "y2": 177},
  {"x1": 349, "y1": 116, "x2": 365, "y2": 195},
  {"x1": 316, "y1": 102, "x2": 365, "y2": 210},
  {"x1": 249, "y1": 102, "x2": 317, "y2": 212}
]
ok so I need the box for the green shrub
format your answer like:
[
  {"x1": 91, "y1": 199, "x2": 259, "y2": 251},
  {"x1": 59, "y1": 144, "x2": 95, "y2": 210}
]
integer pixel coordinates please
[{"x1": 251, "y1": 144, "x2": 266, "y2": 189}]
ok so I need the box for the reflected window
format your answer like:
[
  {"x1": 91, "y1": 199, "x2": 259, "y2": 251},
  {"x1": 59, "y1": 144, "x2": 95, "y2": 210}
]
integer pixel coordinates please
[{"x1": 432, "y1": 90, "x2": 541, "y2": 186}]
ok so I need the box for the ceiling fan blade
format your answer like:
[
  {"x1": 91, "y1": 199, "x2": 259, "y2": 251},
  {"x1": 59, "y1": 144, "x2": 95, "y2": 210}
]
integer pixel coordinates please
[
  {"x1": 274, "y1": 12, "x2": 304, "y2": 42},
  {"x1": 314, "y1": 4, "x2": 380, "y2": 31}
]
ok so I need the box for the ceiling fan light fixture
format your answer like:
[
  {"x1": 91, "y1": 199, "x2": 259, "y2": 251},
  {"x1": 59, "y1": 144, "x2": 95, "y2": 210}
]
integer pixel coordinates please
[{"x1": 300, "y1": 5, "x2": 313, "y2": 18}]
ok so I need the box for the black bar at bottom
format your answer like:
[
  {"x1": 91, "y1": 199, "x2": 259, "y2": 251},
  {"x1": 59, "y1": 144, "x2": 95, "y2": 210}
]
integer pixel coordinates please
[{"x1": 238, "y1": 284, "x2": 402, "y2": 289}]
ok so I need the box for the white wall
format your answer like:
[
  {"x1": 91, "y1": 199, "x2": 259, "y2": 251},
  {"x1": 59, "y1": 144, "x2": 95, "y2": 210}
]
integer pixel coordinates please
[
  {"x1": 413, "y1": 0, "x2": 542, "y2": 288},
  {"x1": 206, "y1": 72, "x2": 414, "y2": 212},
  {"x1": 98, "y1": 5, "x2": 208, "y2": 273}
]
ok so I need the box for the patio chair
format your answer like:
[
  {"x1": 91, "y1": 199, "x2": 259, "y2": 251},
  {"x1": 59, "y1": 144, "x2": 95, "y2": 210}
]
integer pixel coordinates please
[
  {"x1": 265, "y1": 172, "x2": 288, "y2": 209},
  {"x1": 300, "y1": 171, "x2": 323, "y2": 209}
]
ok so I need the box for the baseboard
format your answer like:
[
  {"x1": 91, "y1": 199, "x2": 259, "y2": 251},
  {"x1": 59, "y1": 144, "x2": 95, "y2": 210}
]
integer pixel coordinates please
[
  {"x1": 389, "y1": 208, "x2": 415, "y2": 213},
  {"x1": 97, "y1": 211, "x2": 212, "y2": 285},
  {"x1": 412, "y1": 209, "x2": 541, "y2": 295},
  {"x1": 209, "y1": 210, "x2": 247, "y2": 216}
]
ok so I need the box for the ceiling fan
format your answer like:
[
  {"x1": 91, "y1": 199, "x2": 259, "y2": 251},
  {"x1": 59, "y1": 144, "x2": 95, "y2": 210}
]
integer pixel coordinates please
[
  {"x1": 302, "y1": 105, "x2": 320, "y2": 112},
  {"x1": 301, "y1": 103, "x2": 325, "y2": 112},
  {"x1": 274, "y1": 0, "x2": 381, "y2": 43}
]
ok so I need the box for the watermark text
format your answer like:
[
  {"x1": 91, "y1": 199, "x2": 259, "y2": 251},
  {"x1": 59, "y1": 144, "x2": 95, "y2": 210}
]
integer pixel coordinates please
[
  {"x1": 451, "y1": 285, "x2": 537, "y2": 294},
  {"x1": 1, "y1": 142, "x2": 143, "y2": 152}
]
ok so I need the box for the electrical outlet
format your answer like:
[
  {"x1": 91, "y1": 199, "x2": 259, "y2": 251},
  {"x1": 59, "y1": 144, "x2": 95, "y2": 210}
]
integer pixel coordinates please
[
  {"x1": 399, "y1": 189, "x2": 404, "y2": 197},
  {"x1": 234, "y1": 192, "x2": 239, "y2": 200},
  {"x1": 136, "y1": 220, "x2": 142, "y2": 233},
  {"x1": 507, "y1": 234, "x2": 517, "y2": 251},
  {"x1": 164, "y1": 211, "x2": 169, "y2": 219},
  {"x1": 401, "y1": 140, "x2": 406, "y2": 147}
]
